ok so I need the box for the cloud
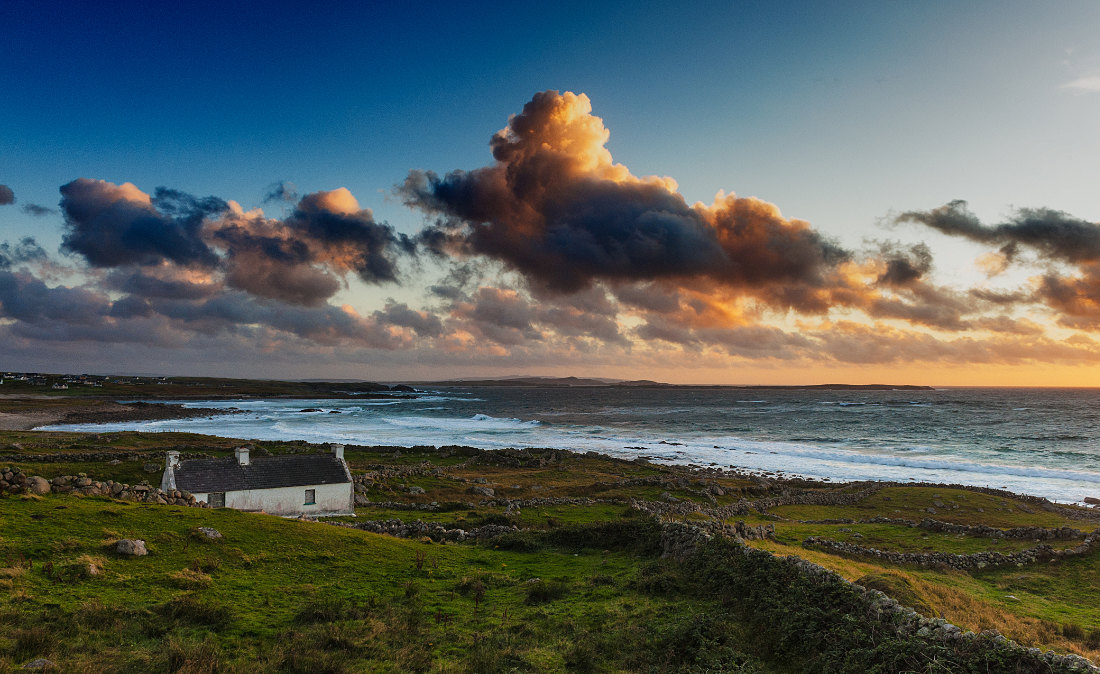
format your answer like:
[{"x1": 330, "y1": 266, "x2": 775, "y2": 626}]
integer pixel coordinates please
[
  {"x1": 895, "y1": 200, "x2": 1100, "y2": 265},
  {"x1": 403, "y1": 90, "x2": 848, "y2": 307},
  {"x1": 57, "y1": 179, "x2": 412, "y2": 306},
  {"x1": 897, "y1": 200, "x2": 1100, "y2": 321},
  {"x1": 263, "y1": 180, "x2": 299, "y2": 205},
  {"x1": 0, "y1": 237, "x2": 47, "y2": 270},
  {"x1": 21, "y1": 203, "x2": 55, "y2": 216},
  {"x1": 60, "y1": 178, "x2": 224, "y2": 268},
  {"x1": 1061, "y1": 75, "x2": 1100, "y2": 93},
  {"x1": 876, "y1": 242, "x2": 932, "y2": 286},
  {"x1": 0, "y1": 184, "x2": 14, "y2": 205},
  {"x1": 372, "y1": 301, "x2": 445, "y2": 338}
]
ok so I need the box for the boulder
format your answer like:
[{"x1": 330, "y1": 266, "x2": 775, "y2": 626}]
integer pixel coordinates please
[
  {"x1": 1084, "y1": 497, "x2": 1100, "y2": 506},
  {"x1": 26, "y1": 476, "x2": 51, "y2": 495},
  {"x1": 195, "y1": 527, "x2": 223, "y2": 540},
  {"x1": 409, "y1": 486, "x2": 426, "y2": 495},
  {"x1": 21, "y1": 658, "x2": 55, "y2": 670},
  {"x1": 468, "y1": 486, "x2": 495, "y2": 497},
  {"x1": 115, "y1": 539, "x2": 148, "y2": 556}
]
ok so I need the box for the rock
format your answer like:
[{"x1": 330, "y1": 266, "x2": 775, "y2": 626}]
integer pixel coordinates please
[
  {"x1": 25, "y1": 476, "x2": 51, "y2": 495},
  {"x1": 468, "y1": 486, "x2": 495, "y2": 497},
  {"x1": 298, "y1": 408, "x2": 323, "y2": 413},
  {"x1": 115, "y1": 539, "x2": 148, "y2": 556},
  {"x1": 1084, "y1": 496, "x2": 1100, "y2": 505},
  {"x1": 142, "y1": 463, "x2": 159, "y2": 473},
  {"x1": 21, "y1": 658, "x2": 55, "y2": 670},
  {"x1": 195, "y1": 527, "x2": 223, "y2": 540},
  {"x1": 409, "y1": 486, "x2": 426, "y2": 495}
]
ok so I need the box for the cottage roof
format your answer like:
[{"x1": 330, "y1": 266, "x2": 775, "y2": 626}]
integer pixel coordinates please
[{"x1": 173, "y1": 454, "x2": 350, "y2": 493}]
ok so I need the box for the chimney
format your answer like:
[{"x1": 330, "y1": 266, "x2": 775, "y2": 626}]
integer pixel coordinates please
[
  {"x1": 162, "y1": 451, "x2": 179, "y2": 491},
  {"x1": 234, "y1": 446, "x2": 250, "y2": 466},
  {"x1": 331, "y1": 443, "x2": 345, "y2": 460}
]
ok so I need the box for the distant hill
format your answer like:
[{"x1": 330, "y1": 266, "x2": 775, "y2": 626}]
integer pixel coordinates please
[
  {"x1": 418, "y1": 376, "x2": 666, "y2": 387},
  {"x1": 418, "y1": 377, "x2": 932, "y2": 390}
]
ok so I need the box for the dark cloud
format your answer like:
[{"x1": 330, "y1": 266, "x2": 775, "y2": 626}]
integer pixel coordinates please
[
  {"x1": 372, "y1": 301, "x2": 445, "y2": 338},
  {"x1": 56, "y1": 179, "x2": 412, "y2": 307},
  {"x1": 60, "y1": 178, "x2": 224, "y2": 268},
  {"x1": 0, "y1": 184, "x2": 13, "y2": 205},
  {"x1": 0, "y1": 237, "x2": 47, "y2": 269},
  {"x1": 451, "y1": 287, "x2": 544, "y2": 345},
  {"x1": 263, "y1": 181, "x2": 299, "y2": 205},
  {"x1": 403, "y1": 90, "x2": 848, "y2": 306},
  {"x1": 104, "y1": 269, "x2": 220, "y2": 300},
  {"x1": 0, "y1": 270, "x2": 110, "y2": 324},
  {"x1": 877, "y1": 242, "x2": 932, "y2": 286},
  {"x1": 21, "y1": 203, "x2": 55, "y2": 216},
  {"x1": 898, "y1": 200, "x2": 1100, "y2": 322},
  {"x1": 896, "y1": 200, "x2": 1100, "y2": 265}
]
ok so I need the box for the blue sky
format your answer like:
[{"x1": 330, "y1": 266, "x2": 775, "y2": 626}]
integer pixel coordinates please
[{"x1": 1, "y1": 1, "x2": 1099, "y2": 383}]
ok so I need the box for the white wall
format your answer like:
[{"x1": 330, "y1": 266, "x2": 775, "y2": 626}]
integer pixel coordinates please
[{"x1": 192, "y1": 482, "x2": 353, "y2": 516}]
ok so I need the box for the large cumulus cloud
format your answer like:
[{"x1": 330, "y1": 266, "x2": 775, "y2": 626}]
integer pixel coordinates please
[{"x1": 403, "y1": 90, "x2": 847, "y2": 307}]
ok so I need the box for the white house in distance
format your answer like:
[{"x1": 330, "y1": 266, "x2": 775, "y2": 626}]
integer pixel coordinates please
[{"x1": 161, "y1": 444, "x2": 354, "y2": 516}]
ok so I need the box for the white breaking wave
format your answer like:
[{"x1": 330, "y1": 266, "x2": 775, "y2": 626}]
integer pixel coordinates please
[{"x1": 36, "y1": 393, "x2": 1100, "y2": 503}]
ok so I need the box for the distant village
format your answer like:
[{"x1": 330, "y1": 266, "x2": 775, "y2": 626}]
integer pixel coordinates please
[{"x1": 0, "y1": 372, "x2": 174, "y2": 390}]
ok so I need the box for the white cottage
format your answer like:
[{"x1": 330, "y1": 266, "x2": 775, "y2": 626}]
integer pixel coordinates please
[{"x1": 161, "y1": 445, "x2": 354, "y2": 516}]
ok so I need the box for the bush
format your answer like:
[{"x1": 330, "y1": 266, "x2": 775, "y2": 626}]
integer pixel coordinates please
[
  {"x1": 294, "y1": 597, "x2": 373, "y2": 624},
  {"x1": 158, "y1": 595, "x2": 233, "y2": 629},
  {"x1": 524, "y1": 579, "x2": 569, "y2": 604},
  {"x1": 13, "y1": 626, "x2": 51, "y2": 659},
  {"x1": 165, "y1": 635, "x2": 222, "y2": 674}
]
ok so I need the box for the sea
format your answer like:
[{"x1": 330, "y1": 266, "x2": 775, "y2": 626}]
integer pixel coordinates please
[{"x1": 39, "y1": 386, "x2": 1100, "y2": 504}]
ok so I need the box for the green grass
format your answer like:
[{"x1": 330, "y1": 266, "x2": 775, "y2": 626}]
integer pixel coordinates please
[
  {"x1": 770, "y1": 486, "x2": 1094, "y2": 530},
  {"x1": 4, "y1": 428, "x2": 1100, "y2": 670},
  {"x1": 0, "y1": 492, "x2": 771, "y2": 672}
]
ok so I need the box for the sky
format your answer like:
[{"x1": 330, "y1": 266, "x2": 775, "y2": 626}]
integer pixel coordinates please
[{"x1": 2, "y1": 0, "x2": 1099, "y2": 385}]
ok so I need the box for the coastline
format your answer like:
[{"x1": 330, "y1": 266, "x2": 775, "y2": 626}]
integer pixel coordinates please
[{"x1": 0, "y1": 397, "x2": 240, "y2": 431}]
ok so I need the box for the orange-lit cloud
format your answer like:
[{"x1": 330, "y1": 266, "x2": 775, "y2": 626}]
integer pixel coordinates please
[{"x1": 5, "y1": 92, "x2": 1100, "y2": 382}]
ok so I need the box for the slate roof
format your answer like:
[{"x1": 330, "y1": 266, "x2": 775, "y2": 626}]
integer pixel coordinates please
[{"x1": 173, "y1": 454, "x2": 351, "y2": 493}]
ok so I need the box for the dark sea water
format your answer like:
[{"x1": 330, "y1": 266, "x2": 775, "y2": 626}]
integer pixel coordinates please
[{"x1": 42, "y1": 387, "x2": 1100, "y2": 503}]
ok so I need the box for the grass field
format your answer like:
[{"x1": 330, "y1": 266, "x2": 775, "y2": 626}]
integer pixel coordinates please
[{"x1": 3, "y1": 426, "x2": 1100, "y2": 671}]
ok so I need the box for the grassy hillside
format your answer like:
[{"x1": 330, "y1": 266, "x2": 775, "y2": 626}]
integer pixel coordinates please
[{"x1": 3, "y1": 430, "x2": 1100, "y2": 671}]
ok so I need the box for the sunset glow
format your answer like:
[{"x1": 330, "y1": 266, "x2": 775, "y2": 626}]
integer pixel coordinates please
[{"x1": 2, "y1": 2, "x2": 1099, "y2": 385}]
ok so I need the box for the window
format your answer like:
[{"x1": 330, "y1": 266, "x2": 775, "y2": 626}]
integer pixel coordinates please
[
  {"x1": 304, "y1": 489, "x2": 316, "y2": 505},
  {"x1": 208, "y1": 492, "x2": 225, "y2": 508}
]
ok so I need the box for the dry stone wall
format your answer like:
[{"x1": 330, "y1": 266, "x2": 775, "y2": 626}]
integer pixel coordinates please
[
  {"x1": 0, "y1": 465, "x2": 204, "y2": 507},
  {"x1": 803, "y1": 531, "x2": 1100, "y2": 571}
]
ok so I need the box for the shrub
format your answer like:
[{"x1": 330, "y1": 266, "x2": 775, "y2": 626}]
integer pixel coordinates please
[
  {"x1": 524, "y1": 579, "x2": 569, "y2": 604},
  {"x1": 13, "y1": 626, "x2": 51, "y2": 659},
  {"x1": 165, "y1": 635, "x2": 222, "y2": 674},
  {"x1": 158, "y1": 595, "x2": 233, "y2": 629},
  {"x1": 294, "y1": 597, "x2": 372, "y2": 624}
]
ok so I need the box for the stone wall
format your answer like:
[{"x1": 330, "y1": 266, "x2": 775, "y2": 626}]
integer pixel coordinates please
[
  {"x1": 742, "y1": 543, "x2": 1100, "y2": 673},
  {"x1": 0, "y1": 465, "x2": 204, "y2": 507},
  {"x1": 803, "y1": 531, "x2": 1100, "y2": 571}
]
